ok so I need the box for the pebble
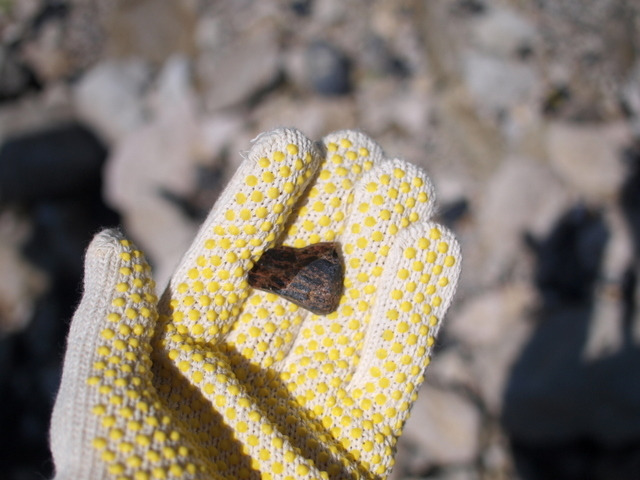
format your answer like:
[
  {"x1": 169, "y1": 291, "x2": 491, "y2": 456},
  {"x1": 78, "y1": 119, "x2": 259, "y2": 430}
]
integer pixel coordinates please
[
  {"x1": 197, "y1": 27, "x2": 281, "y2": 111},
  {"x1": 546, "y1": 121, "x2": 630, "y2": 202},
  {"x1": 0, "y1": 122, "x2": 106, "y2": 203},
  {"x1": 305, "y1": 40, "x2": 352, "y2": 96},
  {"x1": 475, "y1": 156, "x2": 570, "y2": 285},
  {"x1": 471, "y1": 6, "x2": 538, "y2": 58},
  {"x1": 73, "y1": 59, "x2": 150, "y2": 144},
  {"x1": 399, "y1": 384, "x2": 481, "y2": 472}
]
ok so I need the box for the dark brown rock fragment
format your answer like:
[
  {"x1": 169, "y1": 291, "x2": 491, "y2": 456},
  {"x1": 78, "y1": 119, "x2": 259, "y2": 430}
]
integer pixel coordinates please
[{"x1": 248, "y1": 243, "x2": 343, "y2": 315}]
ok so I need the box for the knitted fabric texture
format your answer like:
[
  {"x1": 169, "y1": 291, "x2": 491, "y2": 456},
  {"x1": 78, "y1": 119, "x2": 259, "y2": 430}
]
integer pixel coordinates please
[{"x1": 50, "y1": 128, "x2": 462, "y2": 479}]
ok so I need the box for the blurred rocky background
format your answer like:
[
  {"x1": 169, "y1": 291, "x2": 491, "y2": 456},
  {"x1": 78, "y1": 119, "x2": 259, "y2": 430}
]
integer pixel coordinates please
[{"x1": 1, "y1": 0, "x2": 640, "y2": 479}]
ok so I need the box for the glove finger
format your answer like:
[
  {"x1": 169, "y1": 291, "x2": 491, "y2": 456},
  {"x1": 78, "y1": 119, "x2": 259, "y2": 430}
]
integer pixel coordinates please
[
  {"x1": 280, "y1": 159, "x2": 437, "y2": 405},
  {"x1": 298, "y1": 223, "x2": 460, "y2": 477},
  {"x1": 223, "y1": 131, "x2": 384, "y2": 367},
  {"x1": 285, "y1": 130, "x2": 385, "y2": 246},
  {"x1": 162, "y1": 128, "x2": 320, "y2": 342},
  {"x1": 347, "y1": 222, "x2": 461, "y2": 427},
  {"x1": 51, "y1": 229, "x2": 161, "y2": 478}
]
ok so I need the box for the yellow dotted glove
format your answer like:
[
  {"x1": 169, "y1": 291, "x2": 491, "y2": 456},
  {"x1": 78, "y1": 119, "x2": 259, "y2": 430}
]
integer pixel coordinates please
[{"x1": 50, "y1": 128, "x2": 461, "y2": 479}]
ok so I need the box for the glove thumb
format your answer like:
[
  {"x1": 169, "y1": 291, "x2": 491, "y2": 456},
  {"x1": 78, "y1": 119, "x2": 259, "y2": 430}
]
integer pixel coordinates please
[{"x1": 50, "y1": 229, "x2": 158, "y2": 479}]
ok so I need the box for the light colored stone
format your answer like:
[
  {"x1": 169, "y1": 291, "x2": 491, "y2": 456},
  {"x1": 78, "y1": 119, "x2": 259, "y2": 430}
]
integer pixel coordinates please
[
  {"x1": 74, "y1": 59, "x2": 150, "y2": 144},
  {"x1": 463, "y1": 52, "x2": 539, "y2": 116},
  {"x1": 357, "y1": 79, "x2": 432, "y2": 138},
  {"x1": 249, "y1": 93, "x2": 358, "y2": 142},
  {"x1": 104, "y1": 57, "x2": 201, "y2": 289},
  {"x1": 198, "y1": 114, "x2": 246, "y2": 164},
  {"x1": 104, "y1": 0, "x2": 195, "y2": 63},
  {"x1": 471, "y1": 6, "x2": 538, "y2": 58},
  {"x1": 446, "y1": 284, "x2": 537, "y2": 413},
  {"x1": 428, "y1": 348, "x2": 475, "y2": 389},
  {"x1": 476, "y1": 156, "x2": 571, "y2": 284},
  {"x1": 197, "y1": 26, "x2": 281, "y2": 111},
  {"x1": 12, "y1": 0, "x2": 40, "y2": 23},
  {"x1": 623, "y1": 60, "x2": 640, "y2": 135},
  {"x1": 448, "y1": 283, "x2": 536, "y2": 348},
  {"x1": 471, "y1": 321, "x2": 534, "y2": 414},
  {"x1": 313, "y1": 0, "x2": 349, "y2": 25},
  {"x1": 398, "y1": 384, "x2": 481, "y2": 473},
  {"x1": 546, "y1": 121, "x2": 630, "y2": 202}
]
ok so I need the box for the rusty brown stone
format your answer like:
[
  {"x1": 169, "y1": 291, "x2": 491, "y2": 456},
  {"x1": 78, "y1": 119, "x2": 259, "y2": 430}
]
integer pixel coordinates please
[{"x1": 247, "y1": 243, "x2": 343, "y2": 315}]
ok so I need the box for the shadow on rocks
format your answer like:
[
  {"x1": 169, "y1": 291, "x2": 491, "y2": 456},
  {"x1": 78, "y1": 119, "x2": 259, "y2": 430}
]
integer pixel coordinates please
[{"x1": 501, "y1": 157, "x2": 640, "y2": 479}]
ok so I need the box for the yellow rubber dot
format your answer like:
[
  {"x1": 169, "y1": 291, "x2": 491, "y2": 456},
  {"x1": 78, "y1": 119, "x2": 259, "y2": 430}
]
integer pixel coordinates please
[
  {"x1": 279, "y1": 165, "x2": 291, "y2": 177},
  {"x1": 393, "y1": 168, "x2": 405, "y2": 178},
  {"x1": 91, "y1": 437, "x2": 107, "y2": 450},
  {"x1": 246, "y1": 175, "x2": 258, "y2": 186},
  {"x1": 101, "y1": 329, "x2": 115, "y2": 340},
  {"x1": 251, "y1": 191, "x2": 264, "y2": 202},
  {"x1": 107, "y1": 463, "x2": 124, "y2": 475}
]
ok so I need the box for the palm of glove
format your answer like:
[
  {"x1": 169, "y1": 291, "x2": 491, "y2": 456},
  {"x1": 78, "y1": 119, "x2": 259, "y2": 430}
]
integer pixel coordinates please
[{"x1": 51, "y1": 129, "x2": 461, "y2": 480}]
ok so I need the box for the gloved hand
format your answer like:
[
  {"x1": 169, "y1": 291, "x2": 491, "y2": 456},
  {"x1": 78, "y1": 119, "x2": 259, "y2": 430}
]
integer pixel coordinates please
[{"x1": 50, "y1": 128, "x2": 461, "y2": 479}]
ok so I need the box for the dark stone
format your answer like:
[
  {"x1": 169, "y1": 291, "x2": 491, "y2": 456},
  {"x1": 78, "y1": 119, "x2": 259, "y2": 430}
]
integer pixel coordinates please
[
  {"x1": 0, "y1": 118, "x2": 119, "y2": 478},
  {"x1": 0, "y1": 192, "x2": 120, "y2": 480},
  {"x1": 361, "y1": 36, "x2": 412, "y2": 79},
  {"x1": 438, "y1": 198, "x2": 469, "y2": 227},
  {"x1": 451, "y1": 0, "x2": 486, "y2": 15},
  {"x1": 248, "y1": 243, "x2": 344, "y2": 315},
  {"x1": 0, "y1": 122, "x2": 107, "y2": 204},
  {"x1": 306, "y1": 41, "x2": 352, "y2": 96},
  {"x1": 0, "y1": 48, "x2": 40, "y2": 103},
  {"x1": 290, "y1": 0, "x2": 312, "y2": 16},
  {"x1": 542, "y1": 85, "x2": 571, "y2": 117}
]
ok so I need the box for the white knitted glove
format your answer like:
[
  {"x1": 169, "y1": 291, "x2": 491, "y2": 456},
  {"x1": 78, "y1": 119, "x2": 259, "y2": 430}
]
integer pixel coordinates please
[{"x1": 50, "y1": 128, "x2": 461, "y2": 479}]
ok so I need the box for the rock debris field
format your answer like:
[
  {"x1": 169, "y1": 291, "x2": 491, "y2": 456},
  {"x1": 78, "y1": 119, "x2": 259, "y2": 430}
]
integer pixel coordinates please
[{"x1": 1, "y1": 1, "x2": 640, "y2": 479}]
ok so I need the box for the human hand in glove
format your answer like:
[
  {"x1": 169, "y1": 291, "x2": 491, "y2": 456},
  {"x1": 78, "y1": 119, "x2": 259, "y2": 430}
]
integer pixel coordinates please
[{"x1": 50, "y1": 128, "x2": 461, "y2": 479}]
